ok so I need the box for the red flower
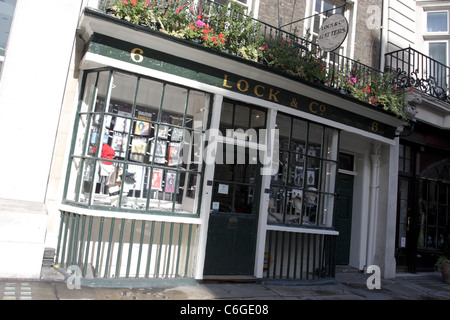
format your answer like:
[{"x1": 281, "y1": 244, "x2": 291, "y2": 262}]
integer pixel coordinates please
[
  {"x1": 176, "y1": 6, "x2": 182, "y2": 13},
  {"x1": 131, "y1": 0, "x2": 137, "y2": 6},
  {"x1": 202, "y1": 28, "x2": 209, "y2": 34},
  {"x1": 197, "y1": 15, "x2": 202, "y2": 20},
  {"x1": 204, "y1": 35, "x2": 209, "y2": 41},
  {"x1": 220, "y1": 38, "x2": 226, "y2": 43},
  {"x1": 189, "y1": 25, "x2": 195, "y2": 30},
  {"x1": 122, "y1": 0, "x2": 128, "y2": 4},
  {"x1": 218, "y1": 33, "x2": 225, "y2": 39},
  {"x1": 211, "y1": 36, "x2": 217, "y2": 42}
]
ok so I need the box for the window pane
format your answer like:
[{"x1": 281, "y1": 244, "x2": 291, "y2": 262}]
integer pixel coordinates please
[
  {"x1": 220, "y1": 102, "x2": 234, "y2": 134},
  {"x1": 429, "y1": 42, "x2": 447, "y2": 64},
  {"x1": 234, "y1": 104, "x2": 250, "y2": 130},
  {"x1": 427, "y1": 12, "x2": 448, "y2": 32},
  {"x1": 277, "y1": 114, "x2": 291, "y2": 150}
]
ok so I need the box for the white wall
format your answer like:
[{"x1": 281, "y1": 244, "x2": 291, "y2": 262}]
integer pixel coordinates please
[
  {"x1": 0, "y1": 0, "x2": 83, "y2": 202},
  {"x1": 385, "y1": 0, "x2": 417, "y2": 52},
  {"x1": 0, "y1": 0, "x2": 84, "y2": 278}
]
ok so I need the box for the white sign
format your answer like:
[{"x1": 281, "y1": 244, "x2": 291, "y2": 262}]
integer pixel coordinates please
[
  {"x1": 317, "y1": 14, "x2": 349, "y2": 52},
  {"x1": 218, "y1": 184, "x2": 229, "y2": 195}
]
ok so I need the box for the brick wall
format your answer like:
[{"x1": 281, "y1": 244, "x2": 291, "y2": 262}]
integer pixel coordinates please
[{"x1": 257, "y1": 0, "x2": 383, "y2": 70}]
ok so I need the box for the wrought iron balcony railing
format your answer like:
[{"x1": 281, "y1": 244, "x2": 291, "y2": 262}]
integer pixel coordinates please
[
  {"x1": 385, "y1": 47, "x2": 450, "y2": 105},
  {"x1": 95, "y1": 0, "x2": 407, "y2": 119}
]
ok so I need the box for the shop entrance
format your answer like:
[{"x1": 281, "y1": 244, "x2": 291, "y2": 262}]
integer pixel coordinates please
[
  {"x1": 333, "y1": 173, "x2": 354, "y2": 265},
  {"x1": 203, "y1": 100, "x2": 266, "y2": 276}
]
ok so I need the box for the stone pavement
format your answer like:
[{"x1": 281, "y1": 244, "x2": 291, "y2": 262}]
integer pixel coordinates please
[{"x1": 0, "y1": 267, "x2": 449, "y2": 301}]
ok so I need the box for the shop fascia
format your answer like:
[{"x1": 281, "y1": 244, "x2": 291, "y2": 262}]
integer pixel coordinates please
[{"x1": 84, "y1": 33, "x2": 400, "y2": 142}]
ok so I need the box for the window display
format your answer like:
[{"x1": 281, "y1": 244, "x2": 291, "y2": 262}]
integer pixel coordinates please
[
  {"x1": 267, "y1": 113, "x2": 339, "y2": 228},
  {"x1": 64, "y1": 70, "x2": 210, "y2": 215}
]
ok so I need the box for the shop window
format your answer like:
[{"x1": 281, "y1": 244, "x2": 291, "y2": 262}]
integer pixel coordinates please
[
  {"x1": 399, "y1": 143, "x2": 412, "y2": 173},
  {"x1": 64, "y1": 69, "x2": 210, "y2": 215},
  {"x1": 268, "y1": 113, "x2": 339, "y2": 228},
  {"x1": 417, "y1": 160, "x2": 450, "y2": 252}
]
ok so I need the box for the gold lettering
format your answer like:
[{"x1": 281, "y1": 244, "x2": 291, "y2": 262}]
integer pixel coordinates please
[
  {"x1": 319, "y1": 104, "x2": 326, "y2": 115},
  {"x1": 291, "y1": 98, "x2": 298, "y2": 108},
  {"x1": 309, "y1": 101, "x2": 318, "y2": 114},
  {"x1": 254, "y1": 84, "x2": 265, "y2": 97},
  {"x1": 237, "y1": 79, "x2": 249, "y2": 92},
  {"x1": 223, "y1": 74, "x2": 233, "y2": 88},
  {"x1": 268, "y1": 89, "x2": 280, "y2": 102}
]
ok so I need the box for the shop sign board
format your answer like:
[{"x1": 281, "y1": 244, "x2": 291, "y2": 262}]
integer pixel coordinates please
[
  {"x1": 317, "y1": 14, "x2": 348, "y2": 52},
  {"x1": 86, "y1": 33, "x2": 397, "y2": 139}
]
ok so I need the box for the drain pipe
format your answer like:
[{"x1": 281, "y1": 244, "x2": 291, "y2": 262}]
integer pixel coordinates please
[{"x1": 366, "y1": 144, "x2": 381, "y2": 270}]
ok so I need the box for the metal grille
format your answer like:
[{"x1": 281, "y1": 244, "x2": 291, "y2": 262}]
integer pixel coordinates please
[
  {"x1": 265, "y1": 230, "x2": 336, "y2": 280},
  {"x1": 55, "y1": 211, "x2": 197, "y2": 279}
]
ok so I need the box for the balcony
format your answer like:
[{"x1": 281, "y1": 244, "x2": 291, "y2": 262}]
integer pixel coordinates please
[
  {"x1": 385, "y1": 47, "x2": 450, "y2": 105},
  {"x1": 95, "y1": 0, "x2": 408, "y2": 120}
]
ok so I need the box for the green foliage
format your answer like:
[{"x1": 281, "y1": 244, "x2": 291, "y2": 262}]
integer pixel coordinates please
[{"x1": 107, "y1": 0, "x2": 408, "y2": 120}]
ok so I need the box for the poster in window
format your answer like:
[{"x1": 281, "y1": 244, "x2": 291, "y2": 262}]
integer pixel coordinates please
[
  {"x1": 171, "y1": 127, "x2": 184, "y2": 142},
  {"x1": 112, "y1": 132, "x2": 127, "y2": 157},
  {"x1": 168, "y1": 142, "x2": 181, "y2": 166},
  {"x1": 165, "y1": 171, "x2": 176, "y2": 193},
  {"x1": 130, "y1": 137, "x2": 147, "y2": 162},
  {"x1": 294, "y1": 166, "x2": 303, "y2": 187},
  {"x1": 157, "y1": 124, "x2": 169, "y2": 139},
  {"x1": 135, "y1": 120, "x2": 151, "y2": 136},
  {"x1": 151, "y1": 168, "x2": 163, "y2": 190},
  {"x1": 150, "y1": 140, "x2": 166, "y2": 164},
  {"x1": 306, "y1": 170, "x2": 315, "y2": 186}
]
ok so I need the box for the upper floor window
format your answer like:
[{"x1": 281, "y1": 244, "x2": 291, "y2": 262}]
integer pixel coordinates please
[
  {"x1": 423, "y1": 10, "x2": 450, "y2": 87},
  {"x1": 426, "y1": 11, "x2": 449, "y2": 33},
  {"x1": 0, "y1": 0, "x2": 17, "y2": 76},
  {"x1": 213, "y1": 0, "x2": 254, "y2": 14}
]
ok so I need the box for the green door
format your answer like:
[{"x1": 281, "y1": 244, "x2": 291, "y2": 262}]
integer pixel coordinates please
[
  {"x1": 333, "y1": 173, "x2": 354, "y2": 265},
  {"x1": 203, "y1": 144, "x2": 262, "y2": 275}
]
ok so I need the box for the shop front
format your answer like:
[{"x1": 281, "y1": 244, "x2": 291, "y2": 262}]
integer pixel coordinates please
[{"x1": 52, "y1": 8, "x2": 404, "y2": 284}]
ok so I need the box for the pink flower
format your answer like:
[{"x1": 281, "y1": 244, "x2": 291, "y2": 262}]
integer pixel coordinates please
[{"x1": 195, "y1": 19, "x2": 205, "y2": 28}]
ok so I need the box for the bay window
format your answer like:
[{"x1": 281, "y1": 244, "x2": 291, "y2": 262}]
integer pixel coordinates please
[{"x1": 64, "y1": 69, "x2": 210, "y2": 216}]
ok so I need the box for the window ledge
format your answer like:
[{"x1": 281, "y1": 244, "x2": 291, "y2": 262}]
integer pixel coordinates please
[
  {"x1": 266, "y1": 223, "x2": 339, "y2": 235},
  {"x1": 58, "y1": 203, "x2": 202, "y2": 225}
]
